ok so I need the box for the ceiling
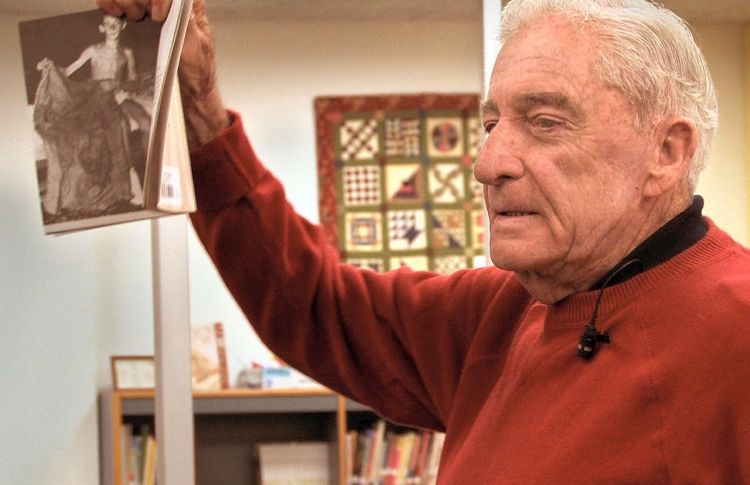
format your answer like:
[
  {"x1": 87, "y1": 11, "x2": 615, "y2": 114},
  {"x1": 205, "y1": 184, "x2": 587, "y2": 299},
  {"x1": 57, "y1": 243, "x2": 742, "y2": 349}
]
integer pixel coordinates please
[{"x1": 3, "y1": 0, "x2": 749, "y2": 23}]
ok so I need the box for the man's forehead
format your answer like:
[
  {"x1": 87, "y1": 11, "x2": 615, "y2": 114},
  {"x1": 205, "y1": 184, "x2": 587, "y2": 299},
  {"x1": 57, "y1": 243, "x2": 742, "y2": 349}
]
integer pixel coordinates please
[
  {"x1": 484, "y1": 33, "x2": 597, "y2": 118},
  {"x1": 494, "y1": 14, "x2": 598, "y2": 77}
]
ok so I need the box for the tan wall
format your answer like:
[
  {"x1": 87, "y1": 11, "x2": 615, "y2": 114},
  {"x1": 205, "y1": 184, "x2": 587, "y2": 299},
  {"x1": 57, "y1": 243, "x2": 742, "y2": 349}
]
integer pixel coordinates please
[{"x1": 692, "y1": 24, "x2": 748, "y2": 244}]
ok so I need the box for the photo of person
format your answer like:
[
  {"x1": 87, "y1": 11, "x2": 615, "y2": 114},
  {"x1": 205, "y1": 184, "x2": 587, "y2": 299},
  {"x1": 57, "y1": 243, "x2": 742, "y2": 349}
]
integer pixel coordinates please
[{"x1": 19, "y1": 10, "x2": 160, "y2": 226}]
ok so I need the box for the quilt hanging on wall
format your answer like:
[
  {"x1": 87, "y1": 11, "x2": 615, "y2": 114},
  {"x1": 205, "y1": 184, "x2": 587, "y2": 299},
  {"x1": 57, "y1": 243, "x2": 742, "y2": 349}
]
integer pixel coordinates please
[{"x1": 315, "y1": 93, "x2": 487, "y2": 274}]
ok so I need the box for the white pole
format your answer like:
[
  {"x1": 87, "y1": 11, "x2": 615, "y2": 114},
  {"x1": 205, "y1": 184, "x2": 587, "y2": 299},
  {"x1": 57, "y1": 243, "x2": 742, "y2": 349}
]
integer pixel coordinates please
[
  {"x1": 482, "y1": 0, "x2": 503, "y2": 96},
  {"x1": 481, "y1": 0, "x2": 503, "y2": 263},
  {"x1": 151, "y1": 215, "x2": 195, "y2": 485}
]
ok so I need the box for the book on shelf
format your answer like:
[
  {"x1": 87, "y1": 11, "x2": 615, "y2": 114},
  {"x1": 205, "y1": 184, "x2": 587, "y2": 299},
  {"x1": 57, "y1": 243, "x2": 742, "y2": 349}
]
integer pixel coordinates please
[
  {"x1": 18, "y1": 0, "x2": 195, "y2": 235},
  {"x1": 141, "y1": 434, "x2": 158, "y2": 485},
  {"x1": 257, "y1": 441, "x2": 332, "y2": 485},
  {"x1": 190, "y1": 321, "x2": 230, "y2": 391}
]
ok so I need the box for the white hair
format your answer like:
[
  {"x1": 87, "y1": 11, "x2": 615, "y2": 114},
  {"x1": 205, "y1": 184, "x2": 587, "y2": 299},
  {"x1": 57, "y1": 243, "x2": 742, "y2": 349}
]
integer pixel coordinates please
[{"x1": 500, "y1": 0, "x2": 719, "y2": 192}]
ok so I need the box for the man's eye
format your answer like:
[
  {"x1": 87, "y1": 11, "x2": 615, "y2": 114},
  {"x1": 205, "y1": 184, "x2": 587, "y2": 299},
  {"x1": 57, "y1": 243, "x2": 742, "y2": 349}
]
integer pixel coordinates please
[
  {"x1": 483, "y1": 121, "x2": 497, "y2": 134},
  {"x1": 532, "y1": 116, "x2": 563, "y2": 130}
]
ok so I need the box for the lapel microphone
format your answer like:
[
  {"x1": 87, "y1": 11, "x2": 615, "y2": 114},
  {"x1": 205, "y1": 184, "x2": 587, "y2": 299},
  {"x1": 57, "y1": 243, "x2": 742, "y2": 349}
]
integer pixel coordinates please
[{"x1": 577, "y1": 258, "x2": 643, "y2": 360}]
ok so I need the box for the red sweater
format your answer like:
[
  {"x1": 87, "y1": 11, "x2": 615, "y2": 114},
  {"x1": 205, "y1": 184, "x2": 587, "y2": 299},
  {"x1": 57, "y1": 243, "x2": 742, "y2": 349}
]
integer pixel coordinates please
[{"x1": 190, "y1": 113, "x2": 750, "y2": 484}]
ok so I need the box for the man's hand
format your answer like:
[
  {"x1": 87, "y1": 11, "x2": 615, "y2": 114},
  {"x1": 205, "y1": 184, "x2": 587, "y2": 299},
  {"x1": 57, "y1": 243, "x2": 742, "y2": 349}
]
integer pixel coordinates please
[
  {"x1": 36, "y1": 58, "x2": 55, "y2": 72},
  {"x1": 96, "y1": 0, "x2": 171, "y2": 22},
  {"x1": 95, "y1": 0, "x2": 229, "y2": 147}
]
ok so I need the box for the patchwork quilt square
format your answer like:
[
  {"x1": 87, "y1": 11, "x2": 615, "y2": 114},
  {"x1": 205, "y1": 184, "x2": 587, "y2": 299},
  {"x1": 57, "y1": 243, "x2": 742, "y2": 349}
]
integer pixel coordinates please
[
  {"x1": 345, "y1": 212, "x2": 382, "y2": 252},
  {"x1": 388, "y1": 209, "x2": 427, "y2": 250},
  {"x1": 385, "y1": 117, "x2": 421, "y2": 158},
  {"x1": 385, "y1": 163, "x2": 424, "y2": 204},
  {"x1": 431, "y1": 209, "x2": 467, "y2": 249},
  {"x1": 340, "y1": 118, "x2": 379, "y2": 161},
  {"x1": 343, "y1": 165, "x2": 381, "y2": 207},
  {"x1": 426, "y1": 117, "x2": 465, "y2": 158},
  {"x1": 428, "y1": 162, "x2": 466, "y2": 204}
]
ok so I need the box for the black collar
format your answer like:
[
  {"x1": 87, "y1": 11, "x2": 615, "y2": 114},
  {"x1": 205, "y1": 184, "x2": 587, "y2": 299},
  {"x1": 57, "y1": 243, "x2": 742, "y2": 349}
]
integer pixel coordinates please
[{"x1": 590, "y1": 196, "x2": 707, "y2": 290}]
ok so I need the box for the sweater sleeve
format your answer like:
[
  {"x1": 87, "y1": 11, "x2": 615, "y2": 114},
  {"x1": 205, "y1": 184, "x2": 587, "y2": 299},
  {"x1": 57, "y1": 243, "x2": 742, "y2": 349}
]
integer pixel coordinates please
[{"x1": 189, "y1": 112, "x2": 499, "y2": 430}]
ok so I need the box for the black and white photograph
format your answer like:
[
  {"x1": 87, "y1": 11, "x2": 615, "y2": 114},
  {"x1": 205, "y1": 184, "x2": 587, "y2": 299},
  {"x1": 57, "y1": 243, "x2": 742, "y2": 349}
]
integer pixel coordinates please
[{"x1": 19, "y1": 10, "x2": 161, "y2": 231}]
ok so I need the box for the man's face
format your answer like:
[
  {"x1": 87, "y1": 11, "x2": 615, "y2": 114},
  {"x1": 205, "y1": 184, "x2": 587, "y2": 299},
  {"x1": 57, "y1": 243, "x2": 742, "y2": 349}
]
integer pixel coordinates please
[
  {"x1": 100, "y1": 16, "x2": 125, "y2": 40},
  {"x1": 476, "y1": 16, "x2": 656, "y2": 287}
]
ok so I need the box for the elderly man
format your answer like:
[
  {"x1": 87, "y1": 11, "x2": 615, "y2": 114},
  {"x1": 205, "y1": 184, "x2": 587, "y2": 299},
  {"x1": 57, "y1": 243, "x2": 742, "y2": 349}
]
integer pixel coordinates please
[{"x1": 98, "y1": 0, "x2": 749, "y2": 482}]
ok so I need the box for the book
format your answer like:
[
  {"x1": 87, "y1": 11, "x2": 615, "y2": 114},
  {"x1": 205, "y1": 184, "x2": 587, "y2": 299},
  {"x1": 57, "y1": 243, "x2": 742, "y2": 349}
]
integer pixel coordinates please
[
  {"x1": 141, "y1": 434, "x2": 157, "y2": 485},
  {"x1": 121, "y1": 423, "x2": 135, "y2": 485},
  {"x1": 18, "y1": 0, "x2": 195, "y2": 235},
  {"x1": 190, "y1": 321, "x2": 230, "y2": 391},
  {"x1": 257, "y1": 441, "x2": 331, "y2": 485},
  {"x1": 364, "y1": 420, "x2": 386, "y2": 483},
  {"x1": 423, "y1": 432, "x2": 445, "y2": 485}
]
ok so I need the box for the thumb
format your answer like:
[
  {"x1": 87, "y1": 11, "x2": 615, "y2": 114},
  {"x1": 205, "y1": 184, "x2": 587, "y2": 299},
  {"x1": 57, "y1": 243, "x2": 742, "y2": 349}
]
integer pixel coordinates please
[{"x1": 150, "y1": 0, "x2": 173, "y2": 22}]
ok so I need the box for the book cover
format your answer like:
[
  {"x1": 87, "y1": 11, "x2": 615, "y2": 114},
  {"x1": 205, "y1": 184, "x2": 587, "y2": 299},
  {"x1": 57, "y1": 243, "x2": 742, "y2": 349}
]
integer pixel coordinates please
[
  {"x1": 423, "y1": 432, "x2": 446, "y2": 485},
  {"x1": 18, "y1": 0, "x2": 195, "y2": 235},
  {"x1": 364, "y1": 420, "x2": 386, "y2": 483},
  {"x1": 142, "y1": 434, "x2": 157, "y2": 485},
  {"x1": 190, "y1": 321, "x2": 229, "y2": 391},
  {"x1": 257, "y1": 441, "x2": 331, "y2": 485}
]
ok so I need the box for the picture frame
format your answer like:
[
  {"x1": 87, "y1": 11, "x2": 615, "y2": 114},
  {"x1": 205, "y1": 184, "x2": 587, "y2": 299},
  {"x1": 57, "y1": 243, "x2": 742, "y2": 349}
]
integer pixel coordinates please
[{"x1": 111, "y1": 355, "x2": 155, "y2": 391}]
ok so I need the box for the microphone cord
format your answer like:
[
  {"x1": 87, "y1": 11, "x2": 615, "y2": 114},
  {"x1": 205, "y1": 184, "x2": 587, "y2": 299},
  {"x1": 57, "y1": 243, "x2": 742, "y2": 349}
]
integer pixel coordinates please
[{"x1": 577, "y1": 258, "x2": 644, "y2": 360}]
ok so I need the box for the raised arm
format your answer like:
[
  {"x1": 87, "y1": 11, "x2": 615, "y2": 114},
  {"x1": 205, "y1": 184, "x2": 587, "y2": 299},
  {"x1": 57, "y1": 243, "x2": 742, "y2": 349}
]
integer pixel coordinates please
[
  {"x1": 64, "y1": 45, "x2": 96, "y2": 77},
  {"x1": 96, "y1": 0, "x2": 229, "y2": 147}
]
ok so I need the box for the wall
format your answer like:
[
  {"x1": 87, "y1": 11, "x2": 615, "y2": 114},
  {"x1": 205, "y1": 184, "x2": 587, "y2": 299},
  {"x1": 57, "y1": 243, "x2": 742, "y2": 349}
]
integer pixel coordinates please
[
  {"x1": 0, "y1": 10, "x2": 745, "y2": 485},
  {"x1": 694, "y1": 24, "x2": 748, "y2": 243}
]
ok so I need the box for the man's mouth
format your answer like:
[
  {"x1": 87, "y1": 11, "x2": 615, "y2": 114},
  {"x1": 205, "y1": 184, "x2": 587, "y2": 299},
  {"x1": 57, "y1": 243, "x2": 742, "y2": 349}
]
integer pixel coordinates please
[{"x1": 499, "y1": 211, "x2": 535, "y2": 217}]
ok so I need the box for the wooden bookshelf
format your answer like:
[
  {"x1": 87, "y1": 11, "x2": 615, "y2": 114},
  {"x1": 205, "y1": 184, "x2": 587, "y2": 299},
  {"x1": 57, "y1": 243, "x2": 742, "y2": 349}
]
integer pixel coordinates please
[{"x1": 99, "y1": 388, "x2": 368, "y2": 485}]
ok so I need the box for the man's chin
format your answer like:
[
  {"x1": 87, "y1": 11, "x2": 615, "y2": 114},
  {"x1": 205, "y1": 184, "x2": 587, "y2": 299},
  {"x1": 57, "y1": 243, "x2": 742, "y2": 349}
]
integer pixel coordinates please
[{"x1": 489, "y1": 252, "x2": 542, "y2": 273}]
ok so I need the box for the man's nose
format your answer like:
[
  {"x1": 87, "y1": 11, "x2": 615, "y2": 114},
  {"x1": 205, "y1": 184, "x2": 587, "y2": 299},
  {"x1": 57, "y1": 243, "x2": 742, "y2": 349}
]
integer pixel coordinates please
[{"x1": 473, "y1": 121, "x2": 524, "y2": 185}]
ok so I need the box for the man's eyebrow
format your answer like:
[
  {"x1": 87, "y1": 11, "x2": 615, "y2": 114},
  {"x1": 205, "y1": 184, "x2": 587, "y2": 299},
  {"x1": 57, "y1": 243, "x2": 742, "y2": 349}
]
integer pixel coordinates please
[
  {"x1": 480, "y1": 100, "x2": 499, "y2": 118},
  {"x1": 515, "y1": 91, "x2": 582, "y2": 118},
  {"x1": 480, "y1": 92, "x2": 583, "y2": 121}
]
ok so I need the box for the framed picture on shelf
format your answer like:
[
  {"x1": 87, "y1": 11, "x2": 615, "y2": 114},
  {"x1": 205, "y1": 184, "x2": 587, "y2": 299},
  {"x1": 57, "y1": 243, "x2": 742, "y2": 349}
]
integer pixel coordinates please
[{"x1": 111, "y1": 355, "x2": 155, "y2": 391}]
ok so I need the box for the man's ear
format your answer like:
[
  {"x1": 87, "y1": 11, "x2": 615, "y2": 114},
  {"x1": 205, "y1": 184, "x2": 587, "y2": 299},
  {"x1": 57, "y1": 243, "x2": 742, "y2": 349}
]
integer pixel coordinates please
[{"x1": 643, "y1": 118, "x2": 698, "y2": 197}]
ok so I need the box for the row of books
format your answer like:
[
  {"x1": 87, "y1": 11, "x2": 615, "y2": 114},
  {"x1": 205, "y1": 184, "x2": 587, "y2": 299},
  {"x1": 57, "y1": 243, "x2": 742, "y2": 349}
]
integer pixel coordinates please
[
  {"x1": 346, "y1": 420, "x2": 445, "y2": 485},
  {"x1": 121, "y1": 424, "x2": 157, "y2": 485}
]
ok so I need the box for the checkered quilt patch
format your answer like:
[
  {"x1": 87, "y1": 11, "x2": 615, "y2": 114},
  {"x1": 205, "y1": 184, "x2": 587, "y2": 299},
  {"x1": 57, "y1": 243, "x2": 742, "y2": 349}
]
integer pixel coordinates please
[
  {"x1": 343, "y1": 166, "x2": 381, "y2": 207},
  {"x1": 316, "y1": 93, "x2": 486, "y2": 273}
]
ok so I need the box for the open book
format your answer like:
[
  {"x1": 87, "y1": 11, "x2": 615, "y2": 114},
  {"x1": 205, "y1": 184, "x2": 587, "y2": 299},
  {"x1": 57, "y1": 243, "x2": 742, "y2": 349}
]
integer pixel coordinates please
[{"x1": 18, "y1": 0, "x2": 195, "y2": 234}]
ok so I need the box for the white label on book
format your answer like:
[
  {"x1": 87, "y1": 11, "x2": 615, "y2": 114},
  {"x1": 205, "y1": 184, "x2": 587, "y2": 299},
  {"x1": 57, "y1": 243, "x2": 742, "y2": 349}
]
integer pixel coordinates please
[{"x1": 160, "y1": 166, "x2": 183, "y2": 206}]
